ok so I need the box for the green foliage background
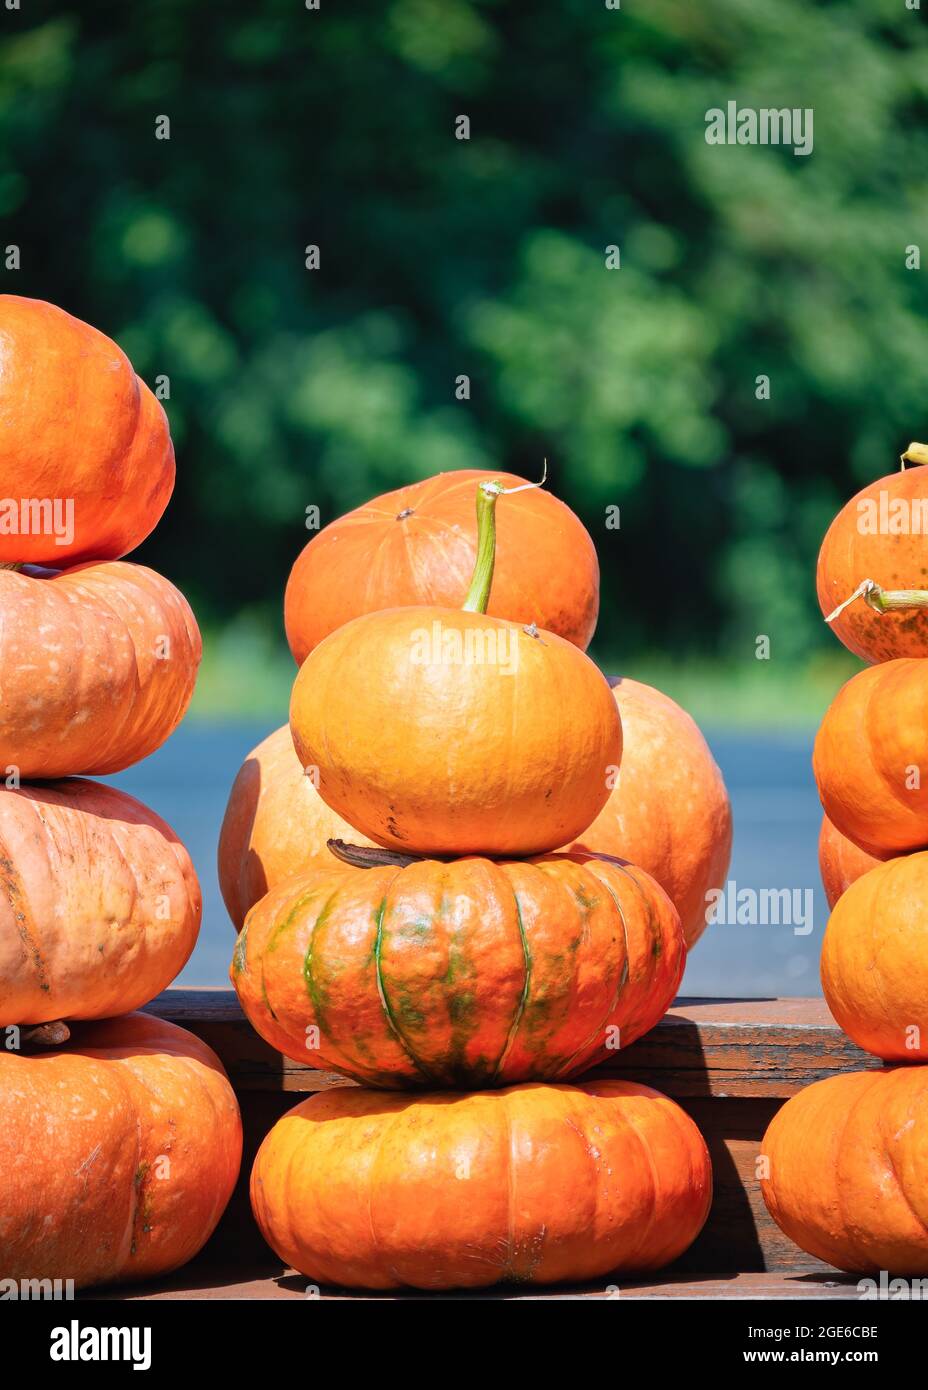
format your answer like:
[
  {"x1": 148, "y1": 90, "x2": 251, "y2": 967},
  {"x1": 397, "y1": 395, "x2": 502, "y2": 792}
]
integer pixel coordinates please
[{"x1": 3, "y1": 0, "x2": 926, "y2": 722}]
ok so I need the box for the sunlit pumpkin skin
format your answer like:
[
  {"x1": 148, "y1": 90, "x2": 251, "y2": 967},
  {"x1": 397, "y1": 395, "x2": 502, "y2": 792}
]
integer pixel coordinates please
[
  {"x1": 251, "y1": 1079, "x2": 711, "y2": 1290},
  {"x1": 566, "y1": 677, "x2": 732, "y2": 948},
  {"x1": 290, "y1": 610, "x2": 621, "y2": 856},
  {"x1": 0, "y1": 1013, "x2": 241, "y2": 1289},
  {"x1": 0, "y1": 561, "x2": 201, "y2": 779},
  {"x1": 233, "y1": 850, "x2": 683, "y2": 1089},
  {"x1": 0, "y1": 296, "x2": 174, "y2": 566},
  {"x1": 0, "y1": 779, "x2": 201, "y2": 1026},
  {"x1": 813, "y1": 659, "x2": 928, "y2": 856},
  {"x1": 818, "y1": 812, "x2": 886, "y2": 909},
  {"x1": 761, "y1": 1067, "x2": 928, "y2": 1274},
  {"x1": 821, "y1": 851, "x2": 928, "y2": 1060},
  {"x1": 817, "y1": 463, "x2": 928, "y2": 663},
  {"x1": 284, "y1": 469, "x2": 599, "y2": 664},
  {"x1": 217, "y1": 724, "x2": 374, "y2": 932}
]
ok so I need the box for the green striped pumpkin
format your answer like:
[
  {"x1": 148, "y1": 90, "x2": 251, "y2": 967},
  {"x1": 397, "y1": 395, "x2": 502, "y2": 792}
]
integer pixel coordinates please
[{"x1": 231, "y1": 847, "x2": 684, "y2": 1089}]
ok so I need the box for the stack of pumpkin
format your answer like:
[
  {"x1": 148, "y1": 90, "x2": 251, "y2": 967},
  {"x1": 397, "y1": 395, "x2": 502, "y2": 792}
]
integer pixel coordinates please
[
  {"x1": 761, "y1": 447, "x2": 928, "y2": 1274},
  {"x1": 221, "y1": 471, "x2": 730, "y2": 1291},
  {"x1": 0, "y1": 296, "x2": 241, "y2": 1291}
]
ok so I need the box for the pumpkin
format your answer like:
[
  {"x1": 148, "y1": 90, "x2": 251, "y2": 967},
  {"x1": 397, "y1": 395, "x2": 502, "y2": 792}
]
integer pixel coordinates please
[
  {"x1": 0, "y1": 561, "x2": 201, "y2": 779},
  {"x1": 817, "y1": 447, "x2": 928, "y2": 663},
  {"x1": 0, "y1": 779, "x2": 201, "y2": 1027},
  {"x1": 284, "y1": 468, "x2": 599, "y2": 664},
  {"x1": 0, "y1": 296, "x2": 174, "y2": 566},
  {"x1": 289, "y1": 480, "x2": 621, "y2": 856},
  {"x1": 566, "y1": 677, "x2": 731, "y2": 948},
  {"x1": 232, "y1": 846, "x2": 684, "y2": 1088},
  {"x1": 760, "y1": 1067, "x2": 928, "y2": 1274},
  {"x1": 251, "y1": 1078, "x2": 711, "y2": 1290},
  {"x1": 813, "y1": 658, "x2": 928, "y2": 856},
  {"x1": 818, "y1": 812, "x2": 885, "y2": 909},
  {"x1": 0, "y1": 1013, "x2": 241, "y2": 1289},
  {"x1": 821, "y1": 851, "x2": 928, "y2": 1060},
  {"x1": 217, "y1": 724, "x2": 374, "y2": 932}
]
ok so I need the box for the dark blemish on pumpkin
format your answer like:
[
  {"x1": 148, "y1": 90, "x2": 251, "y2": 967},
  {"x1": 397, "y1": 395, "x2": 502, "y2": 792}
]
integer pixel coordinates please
[{"x1": 385, "y1": 816, "x2": 407, "y2": 840}]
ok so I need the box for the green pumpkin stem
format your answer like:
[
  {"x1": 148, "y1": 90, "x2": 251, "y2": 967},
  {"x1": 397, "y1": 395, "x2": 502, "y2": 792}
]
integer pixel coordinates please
[
  {"x1": 461, "y1": 480, "x2": 503, "y2": 615},
  {"x1": 825, "y1": 578, "x2": 928, "y2": 625},
  {"x1": 0, "y1": 562, "x2": 23, "y2": 572},
  {"x1": 460, "y1": 463, "x2": 549, "y2": 615}
]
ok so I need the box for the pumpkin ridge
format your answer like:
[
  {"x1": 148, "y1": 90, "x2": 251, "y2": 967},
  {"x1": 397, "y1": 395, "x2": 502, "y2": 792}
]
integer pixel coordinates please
[
  {"x1": 558, "y1": 863, "x2": 631, "y2": 1075},
  {"x1": 0, "y1": 818, "x2": 51, "y2": 1008},
  {"x1": 373, "y1": 880, "x2": 441, "y2": 1087},
  {"x1": 835, "y1": 1072, "x2": 887, "y2": 1271},
  {"x1": 489, "y1": 867, "x2": 533, "y2": 1084},
  {"x1": 879, "y1": 1077, "x2": 928, "y2": 1244}
]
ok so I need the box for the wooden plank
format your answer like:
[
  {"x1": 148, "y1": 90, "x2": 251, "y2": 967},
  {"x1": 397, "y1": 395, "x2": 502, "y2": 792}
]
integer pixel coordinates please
[
  {"x1": 96, "y1": 1258, "x2": 862, "y2": 1301},
  {"x1": 143, "y1": 988, "x2": 877, "y2": 1099}
]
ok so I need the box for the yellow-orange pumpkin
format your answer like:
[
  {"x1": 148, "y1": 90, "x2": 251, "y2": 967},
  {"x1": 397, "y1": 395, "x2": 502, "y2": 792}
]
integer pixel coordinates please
[
  {"x1": 761, "y1": 1067, "x2": 928, "y2": 1274},
  {"x1": 818, "y1": 812, "x2": 885, "y2": 910},
  {"x1": 0, "y1": 296, "x2": 174, "y2": 566},
  {"x1": 821, "y1": 850, "x2": 928, "y2": 1060},
  {"x1": 252, "y1": 1079, "x2": 711, "y2": 1290},
  {"x1": 289, "y1": 480, "x2": 620, "y2": 857},
  {"x1": 567, "y1": 677, "x2": 731, "y2": 948},
  {"x1": 0, "y1": 561, "x2": 201, "y2": 779},
  {"x1": 232, "y1": 848, "x2": 684, "y2": 1088},
  {"x1": 0, "y1": 1013, "x2": 241, "y2": 1289},
  {"x1": 217, "y1": 724, "x2": 374, "y2": 932},
  {"x1": 813, "y1": 658, "x2": 928, "y2": 856},
  {"x1": 817, "y1": 454, "x2": 928, "y2": 663},
  {"x1": 284, "y1": 468, "x2": 599, "y2": 664},
  {"x1": 0, "y1": 779, "x2": 201, "y2": 1026}
]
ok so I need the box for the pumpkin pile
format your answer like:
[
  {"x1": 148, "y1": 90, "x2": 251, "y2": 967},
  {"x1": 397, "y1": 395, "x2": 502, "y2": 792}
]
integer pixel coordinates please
[
  {"x1": 0, "y1": 296, "x2": 241, "y2": 1290},
  {"x1": 762, "y1": 446, "x2": 928, "y2": 1273},
  {"x1": 229, "y1": 472, "x2": 719, "y2": 1291}
]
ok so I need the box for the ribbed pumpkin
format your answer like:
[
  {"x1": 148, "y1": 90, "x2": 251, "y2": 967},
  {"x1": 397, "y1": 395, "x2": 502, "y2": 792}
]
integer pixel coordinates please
[
  {"x1": 284, "y1": 468, "x2": 599, "y2": 664},
  {"x1": 251, "y1": 1079, "x2": 711, "y2": 1290},
  {"x1": 813, "y1": 658, "x2": 928, "y2": 856},
  {"x1": 0, "y1": 1013, "x2": 241, "y2": 1289},
  {"x1": 566, "y1": 677, "x2": 731, "y2": 948},
  {"x1": 217, "y1": 724, "x2": 374, "y2": 932},
  {"x1": 232, "y1": 848, "x2": 684, "y2": 1088},
  {"x1": 821, "y1": 851, "x2": 928, "y2": 1060},
  {"x1": 0, "y1": 779, "x2": 201, "y2": 1026},
  {"x1": 0, "y1": 296, "x2": 174, "y2": 566},
  {"x1": 761, "y1": 1067, "x2": 928, "y2": 1274},
  {"x1": 290, "y1": 480, "x2": 620, "y2": 857},
  {"x1": 818, "y1": 812, "x2": 885, "y2": 909},
  {"x1": 0, "y1": 561, "x2": 201, "y2": 779},
  {"x1": 817, "y1": 450, "x2": 928, "y2": 663}
]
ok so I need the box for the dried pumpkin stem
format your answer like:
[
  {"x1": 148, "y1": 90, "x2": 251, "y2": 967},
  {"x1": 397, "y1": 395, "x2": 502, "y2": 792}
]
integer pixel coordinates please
[
  {"x1": 0, "y1": 562, "x2": 23, "y2": 572},
  {"x1": 825, "y1": 578, "x2": 928, "y2": 625},
  {"x1": 19, "y1": 1019, "x2": 70, "y2": 1048},
  {"x1": 327, "y1": 838, "x2": 430, "y2": 869},
  {"x1": 460, "y1": 461, "x2": 549, "y2": 615}
]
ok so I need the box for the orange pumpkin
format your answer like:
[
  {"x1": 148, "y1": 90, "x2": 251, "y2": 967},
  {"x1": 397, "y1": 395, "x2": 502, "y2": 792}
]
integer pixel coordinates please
[
  {"x1": 251, "y1": 1079, "x2": 711, "y2": 1290},
  {"x1": 812, "y1": 658, "x2": 928, "y2": 856},
  {"x1": 284, "y1": 468, "x2": 599, "y2": 664},
  {"x1": 0, "y1": 561, "x2": 201, "y2": 779},
  {"x1": 821, "y1": 851, "x2": 928, "y2": 1060},
  {"x1": 0, "y1": 779, "x2": 201, "y2": 1026},
  {"x1": 290, "y1": 480, "x2": 621, "y2": 857},
  {"x1": 818, "y1": 812, "x2": 886, "y2": 909},
  {"x1": 232, "y1": 847, "x2": 684, "y2": 1088},
  {"x1": 0, "y1": 1013, "x2": 241, "y2": 1289},
  {"x1": 217, "y1": 724, "x2": 374, "y2": 932},
  {"x1": 817, "y1": 450, "x2": 928, "y2": 663},
  {"x1": 0, "y1": 296, "x2": 174, "y2": 566},
  {"x1": 761, "y1": 1067, "x2": 928, "y2": 1274},
  {"x1": 566, "y1": 677, "x2": 731, "y2": 948}
]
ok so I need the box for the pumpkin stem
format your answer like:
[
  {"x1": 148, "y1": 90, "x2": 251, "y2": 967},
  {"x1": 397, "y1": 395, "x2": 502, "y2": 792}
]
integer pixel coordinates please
[
  {"x1": 0, "y1": 562, "x2": 23, "y2": 572},
  {"x1": 461, "y1": 462, "x2": 549, "y2": 615},
  {"x1": 825, "y1": 578, "x2": 928, "y2": 624},
  {"x1": 901, "y1": 441, "x2": 928, "y2": 470},
  {"x1": 327, "y1": 838, "x2": 431, "y2": 869},
  {"x1": 18, "y1": 1019, "x2": 70, "y2": 1048}
]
